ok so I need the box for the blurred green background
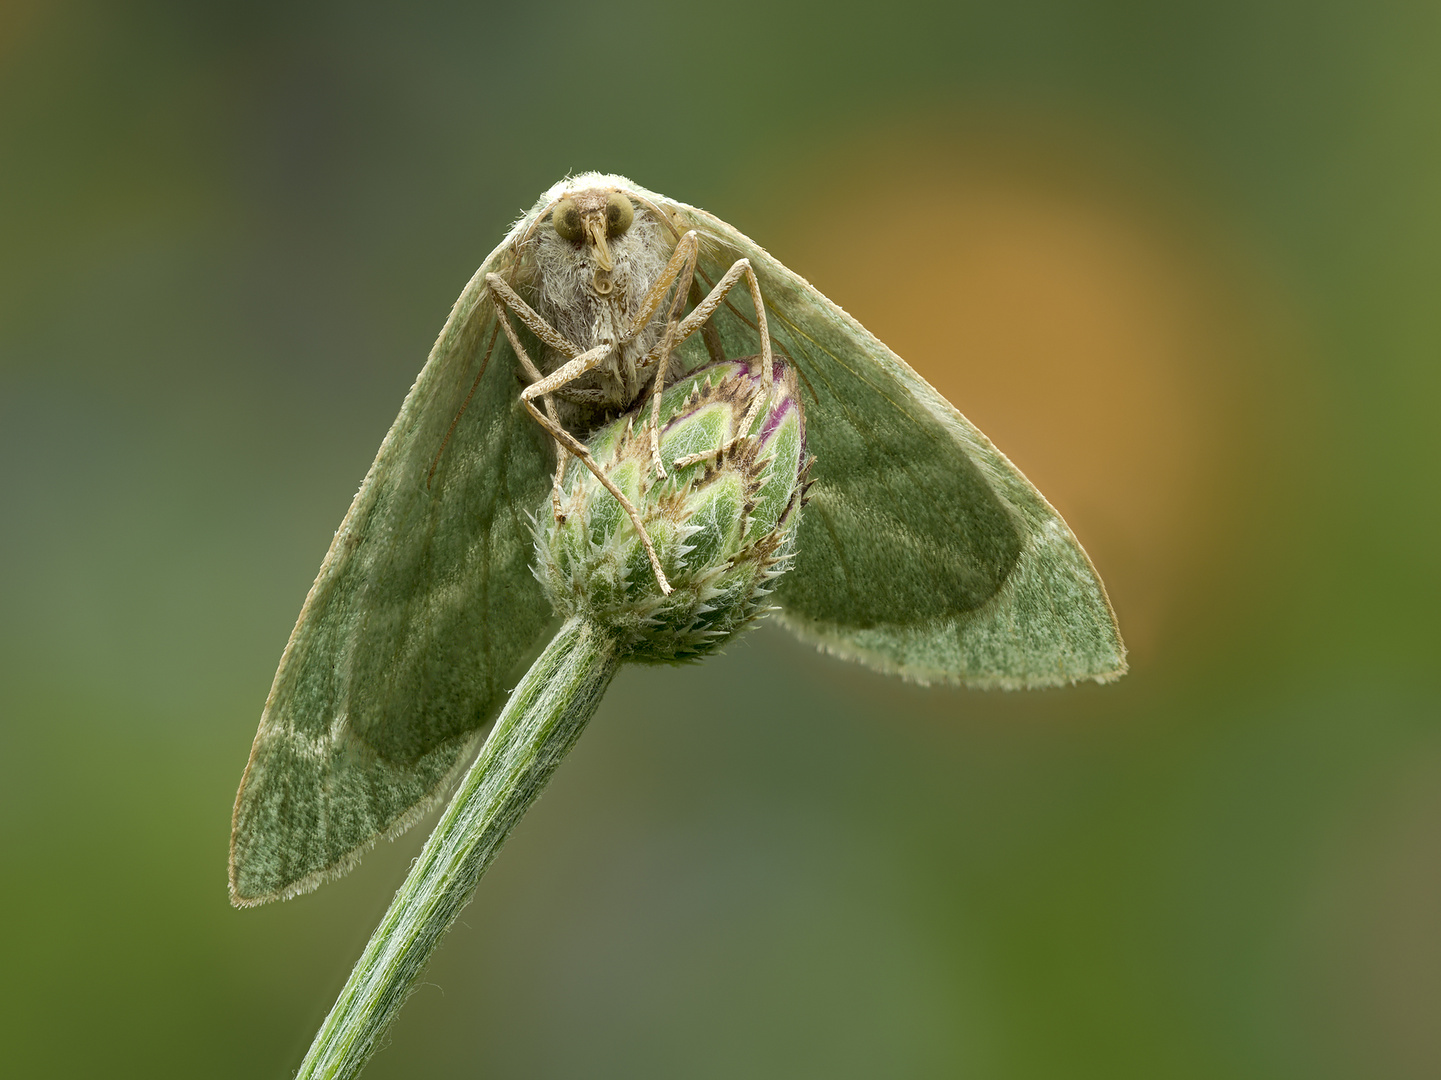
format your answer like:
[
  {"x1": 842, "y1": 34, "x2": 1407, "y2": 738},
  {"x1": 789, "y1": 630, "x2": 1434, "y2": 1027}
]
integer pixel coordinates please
[{"x1": 2, "y1": 1, "x2": 1438, "y2": 1077}]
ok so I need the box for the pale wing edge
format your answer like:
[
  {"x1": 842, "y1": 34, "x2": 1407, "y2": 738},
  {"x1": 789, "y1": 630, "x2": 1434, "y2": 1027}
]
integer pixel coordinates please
[
  {"x1": 229, "y1": 226, "x2": 530, "y2": 901},
  {"x1": 775, "y1": 516, "x2": 1127, "y2": 688},
  {"x1": 664, "y1": 198, "x2": 1126, "y2": 685},
  {"x1": 229, "y1": 726, "x2": 489, "y2": 907}
]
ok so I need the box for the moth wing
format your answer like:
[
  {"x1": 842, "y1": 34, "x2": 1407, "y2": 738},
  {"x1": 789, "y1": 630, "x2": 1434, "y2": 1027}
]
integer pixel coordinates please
[
  {"x1": 230, "y1": 233, "x2": 555, "y2": 905},
  {"x1": 657, "y1": 195, "x2": 1125, "y2": 688}
]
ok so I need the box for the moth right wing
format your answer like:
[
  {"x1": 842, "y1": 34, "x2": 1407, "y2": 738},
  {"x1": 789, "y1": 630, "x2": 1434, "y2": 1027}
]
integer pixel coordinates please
[
  {"x1": 657, "y1": 194, "x2": 1125, "y2": 689},
  {"x1": 229, "y1": 236, "x2": 556, "y2": 906}
]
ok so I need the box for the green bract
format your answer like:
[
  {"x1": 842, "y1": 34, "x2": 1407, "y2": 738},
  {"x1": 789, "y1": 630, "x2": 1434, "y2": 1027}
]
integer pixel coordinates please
[{"x1": 536, "y1": 359, "x2": 807, "y2": 662}]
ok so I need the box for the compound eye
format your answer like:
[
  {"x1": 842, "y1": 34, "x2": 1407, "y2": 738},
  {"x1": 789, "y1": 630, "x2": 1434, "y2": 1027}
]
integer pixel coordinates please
[
  {"x1": 553, "y1": 198, "x2": 583, "y2": 242},
  {"x1": 605, "y1": 192, "x2": 634, "y2": 238}
]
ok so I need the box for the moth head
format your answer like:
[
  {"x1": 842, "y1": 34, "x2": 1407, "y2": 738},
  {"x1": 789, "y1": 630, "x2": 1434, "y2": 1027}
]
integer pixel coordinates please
[{"x1": 550, "y1": 189, "x2": 636, "y2": 292}]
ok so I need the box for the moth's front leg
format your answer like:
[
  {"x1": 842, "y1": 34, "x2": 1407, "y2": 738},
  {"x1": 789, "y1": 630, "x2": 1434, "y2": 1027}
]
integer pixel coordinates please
[
  {"x1": 488, "y1": 277, "x2": 573, "y2": 522},
  {"x1": 519, "y1": 348, "x2": 672, "y2": 596},
  {"x1": 649, "y1": 257, "x2": 772, "y2": 470},
  {"x1": 487, "y1": 274, "x2": 580, "y2": 361},
  {"x1": 487, "y1": 272, "x2": 673, "y2": 594},
  {"x1": 621, "y1": 231, "x2": 700, "y2": 481},
  {"x1": 594, "y1": 231, "x2": 703, "y2": 481}
]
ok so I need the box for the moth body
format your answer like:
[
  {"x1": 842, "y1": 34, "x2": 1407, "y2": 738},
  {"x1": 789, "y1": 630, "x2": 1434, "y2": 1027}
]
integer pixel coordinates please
[
  {"x1": 528, "y1": 190, "x2": 677, "y2": 428},
  {"x1": 488, "y1": 180, "x2": 775, "y2": 593}
]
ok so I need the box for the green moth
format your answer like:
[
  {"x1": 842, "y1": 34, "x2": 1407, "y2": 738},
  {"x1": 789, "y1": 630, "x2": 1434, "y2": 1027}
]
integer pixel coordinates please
[{"x1": 229, "y1": 172, "x2": 1125, "y2": 908}]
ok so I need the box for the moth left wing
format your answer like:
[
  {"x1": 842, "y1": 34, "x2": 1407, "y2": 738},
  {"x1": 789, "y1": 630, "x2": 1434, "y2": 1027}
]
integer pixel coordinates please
[
  {"x1": 651, "y1": 190, "x2": 1125, "y2": 688},
  {"x1": 230, "y1": 231, "x2": 555, "y2": 905}
]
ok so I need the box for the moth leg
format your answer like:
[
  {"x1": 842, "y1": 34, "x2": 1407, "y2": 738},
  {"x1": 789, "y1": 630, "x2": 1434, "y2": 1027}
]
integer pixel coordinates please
[
  {"x1": 550, "y1": 453, "x2": 567, "y2": 523},
  {"x1": 665, "y1": 258, "x2": 773, "y2": 469},
  {"x1": 689, "y1": 275, "x2": 727, "y2": 367},
  {"x1": 523, "y1": 340, "x2": 614, "y2": 401},
  {"x1": 487, "y1": 274, "x2": 579, "y2": 360},
  {"x1": 618, "y1": 231, "x2": 700, "y2": 343},
  {"x1": 489, "y1": 270, "x2": 678, "y2": 592},
  {"x1": 520, "y1": 355, "x2": 672, "y2": 596},
  {"x1": 639, "y1": 234, "x2": 700, "y2": 480},
  {"x1": 493, "y1": 304, "x2": 569, "y2": 521},
  {"x1": 645, "y1": 323, "x2": 675, "y2": 481}
]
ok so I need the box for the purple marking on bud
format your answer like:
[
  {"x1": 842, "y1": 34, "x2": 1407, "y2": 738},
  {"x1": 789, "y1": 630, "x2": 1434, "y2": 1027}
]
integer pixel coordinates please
[{"x1": 757, "y1": 396, "x2": 795, "y2": 447}]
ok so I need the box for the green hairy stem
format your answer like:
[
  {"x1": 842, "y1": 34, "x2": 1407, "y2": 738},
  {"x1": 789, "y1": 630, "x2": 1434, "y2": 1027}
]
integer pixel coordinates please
[{"x1": 295, "y1": 617, "x2": 620, "y2": 1080}]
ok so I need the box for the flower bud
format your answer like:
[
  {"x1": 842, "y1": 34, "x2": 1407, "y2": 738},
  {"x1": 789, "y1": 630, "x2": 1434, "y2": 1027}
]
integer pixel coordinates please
[{"x1": 536, "y1": 358, "x2": 808, "y2": 662}]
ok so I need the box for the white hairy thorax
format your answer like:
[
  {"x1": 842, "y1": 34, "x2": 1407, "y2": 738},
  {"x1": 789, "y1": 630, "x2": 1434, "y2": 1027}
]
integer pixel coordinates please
[{"x1": 528, "y1": 192, "x2": 676, "y2": 418}]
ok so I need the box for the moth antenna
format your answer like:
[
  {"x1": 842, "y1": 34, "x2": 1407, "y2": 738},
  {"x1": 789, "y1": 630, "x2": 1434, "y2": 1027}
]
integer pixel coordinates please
[
  {"x1": 628, "y1": 192, "x2": 683, "y2": 242},
  {"x1": 518, "y1": 194, "x2": 565, "y2": 249}
]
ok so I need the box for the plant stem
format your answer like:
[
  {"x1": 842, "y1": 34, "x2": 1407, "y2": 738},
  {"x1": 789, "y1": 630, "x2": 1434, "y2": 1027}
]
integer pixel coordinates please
[{"x1": 295, "y1": 616, "x2": 621, "y2": 1080}]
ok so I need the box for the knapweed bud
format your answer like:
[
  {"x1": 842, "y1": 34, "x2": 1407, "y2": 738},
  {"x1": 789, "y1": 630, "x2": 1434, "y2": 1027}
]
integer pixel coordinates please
[{"x1": 536, "y1": 358, "x2": 808, "y2": 662}]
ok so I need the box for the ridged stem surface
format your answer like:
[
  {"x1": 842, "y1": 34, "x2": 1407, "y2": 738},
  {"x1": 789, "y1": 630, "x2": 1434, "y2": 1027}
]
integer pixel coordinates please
[{"x1": 296, "y1": 616, "x2": 620, "y2": 1079}]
